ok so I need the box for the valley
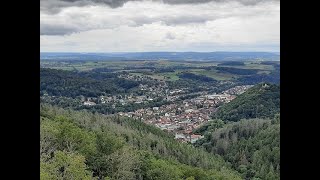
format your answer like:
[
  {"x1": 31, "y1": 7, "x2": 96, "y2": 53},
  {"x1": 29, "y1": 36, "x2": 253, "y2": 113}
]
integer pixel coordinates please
[{"x1": 40, "y1": 57, "x2": 280, "y2": 179}]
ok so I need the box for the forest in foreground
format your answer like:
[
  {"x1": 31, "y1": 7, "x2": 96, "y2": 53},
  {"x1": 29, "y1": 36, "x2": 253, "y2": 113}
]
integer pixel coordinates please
[
  {"x1": 40, "y1": 103, "x2": 279, "y2": 179},
  {"x1": 40, "y1": 104, "x2": 242, "y2": 180},
  {"x1": 194, "y1": 117, "x2": 280, "y2": 179}
]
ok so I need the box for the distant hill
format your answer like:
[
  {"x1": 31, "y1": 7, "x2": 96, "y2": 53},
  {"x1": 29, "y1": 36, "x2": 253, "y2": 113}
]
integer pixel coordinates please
[
  {"x1": 40, "y1": 52, "x2": 280, "y2": 61},
  {"x1": 40, "y1": 68, "x2": 140, "y2": 98},
  {"x1": 213, "y1": 83, "x2": 280, "y2": 121}
]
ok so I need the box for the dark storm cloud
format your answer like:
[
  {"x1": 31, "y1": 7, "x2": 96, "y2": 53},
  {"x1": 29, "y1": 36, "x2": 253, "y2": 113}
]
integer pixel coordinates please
[{"x1": 41, "y1": 0, "x2": 279, "y2": 13}]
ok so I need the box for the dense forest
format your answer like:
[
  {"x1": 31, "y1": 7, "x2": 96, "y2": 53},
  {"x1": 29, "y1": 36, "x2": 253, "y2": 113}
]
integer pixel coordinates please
[
  {"x1": 40, "y1": 68, "x2": 140, "y2": 98},
  {"x1": 194, "y1": 116, "x2": 280, "y2": 180},
  {"x1": 236, "y1": 72, "x2": 280, "y2": 85},
  {"x1": 167, "y1": 78, "x2": 219, "y2": 91},
  {"x1": 178, "y1": 72, "x2": 216, "y2": 82},
  {"x1": 218, "y1": 61, "x2": 245, "y2": 66},
  {"x1": 259, "y1": 61, "x2": 279, "y2": 65},
  {"x1": 216, "y1": 67, "x2": 258, "y2": 75},
  {"x1": 40, "y1": 104, "x2": 242, "y2": 180},
  {"x1": 213, "y1": 83, "x2": 280, "y2": 122}
]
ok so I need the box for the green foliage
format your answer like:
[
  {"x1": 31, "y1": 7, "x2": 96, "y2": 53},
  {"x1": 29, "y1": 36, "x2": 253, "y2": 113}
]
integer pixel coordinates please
[
  {"x1": 40, "y1": 104, "x2": 242, "y2": 180},
  {"x1": 95, "y1": 131, "x2": 124, "y2": 155},
  {"x1": 178, "y1": 72, "x2": 216, "y2": 82},
  {"x1": 144, "y1": 156, "x2": 242, "y2": 180},
  {"x1": 214, "y1": 83, "x2": 280, "y2": 121},
  {"x1": 40, "y1": 115, "x2": 97, "y2": 158},
  {"x1": 40, "y1": 68, "x2": 139, "y2": 98},
  {"x1": 193, "y1": 119, "x2": 225, "y2": 135},
  {"x1": 186, "y1": 176, "x2": 195, "y2": 180},
  {"x1": 145, "y1": 158, "x2": 183, "y2": 180},
  {"x1": 194, "y1": 118, "x2": 280, "y2": 179},
  {"x1": 216, "y1": 67, "x2": 258, "y2": 75},
  {"x1": 103, "y1": 147, "x2": 141, "y2": 180},
  {"x1": 236, "y1": 70, "x2": 280, "y2": 85},
  {"x1": 41, "y1": 91, "x2": 171, "y2": 115},
  {"x1": 40, "y1": 151, "x2": 95, "y2": 180},
  {"x1": 218, "y1": 61, "x2": 245, "y2": 66}
]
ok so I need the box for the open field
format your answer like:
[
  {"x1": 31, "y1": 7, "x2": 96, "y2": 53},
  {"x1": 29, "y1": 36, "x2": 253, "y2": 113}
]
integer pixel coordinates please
[
  {"x1": 162, "y1": 72, "x2": 180, "y2": 81},
  {"x1": 41, "y1": 59, "x2": 279, "y2": 83}
]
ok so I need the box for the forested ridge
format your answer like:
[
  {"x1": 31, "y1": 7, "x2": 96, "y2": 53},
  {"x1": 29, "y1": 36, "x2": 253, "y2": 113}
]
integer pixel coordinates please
[
  {"x1": 191, "y1": 83, "x2": 280, "y2": 179},
  {"x1": 194, "y1": 116, "x2": 280, "y2": 180},
  {"x1": 178, "y1": 72, "x2": 216, "y2": 82},
  {"x1": 213, "y1": 83, "x2": 280, "y2": 122},
  {"x1": 40, "y1": 68, "x2": 140, "y2": 98},
  {"x1": 40, "y1": 104, "x2": 242, "y2": 180}
]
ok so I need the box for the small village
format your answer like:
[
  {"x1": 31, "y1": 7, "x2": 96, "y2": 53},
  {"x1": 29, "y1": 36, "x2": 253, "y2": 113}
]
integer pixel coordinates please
[
  {"x1": 81, "y1": 75, "x2": 189, "y2": 106},
  {"x1": 77, "y1": 72, "x2": 253, "y2": 144},
  {"x1": 117, "y1": 85, "x2": 253, "y2": 143}
]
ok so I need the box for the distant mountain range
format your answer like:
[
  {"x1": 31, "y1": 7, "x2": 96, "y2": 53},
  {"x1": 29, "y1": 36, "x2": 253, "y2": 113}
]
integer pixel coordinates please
[{"x1": 40, "y1": 52, "x2": 280, "y2": 61}]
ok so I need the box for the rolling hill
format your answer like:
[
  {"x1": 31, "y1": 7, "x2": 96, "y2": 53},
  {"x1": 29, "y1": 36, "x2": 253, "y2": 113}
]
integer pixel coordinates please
[{"x1": 213, "y1": 83, "x2": 280, "y2": 122}]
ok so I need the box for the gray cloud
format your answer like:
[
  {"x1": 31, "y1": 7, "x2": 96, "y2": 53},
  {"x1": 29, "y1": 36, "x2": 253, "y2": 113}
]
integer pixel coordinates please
[
  {"x1": 165, "y1": 32, "x2": 176, "y2": 40},
  {"x1": 41, "y1": 0, "x2": 279, "y2": 13},
  {"x1": 40, "y1": 16, "x2": 209, "y2": 35},
  {"x1": 40, "y1": 6, "x2": 218, "y2": 35},
  {"x1": 40, "y1": 0, "x2": 137, "y2": 13},
  {"x1": 40, "y1": 24, "x2": 79, "y2": 36},
  {"x1": 40, "y1": 0, "x2": 279, "y2": 52},
  {"x1": 162, "y1": 0, "x2": 278, "y2": 6},
  {"x1": 40, "y1": 13, "x2": 219, "y2": 35},
  {"x1": 40, "y1": 0, "x2": 279, "y2": 35},
  {"x1": 131, "y1": 15, "x2": 212, "y2": 26}
]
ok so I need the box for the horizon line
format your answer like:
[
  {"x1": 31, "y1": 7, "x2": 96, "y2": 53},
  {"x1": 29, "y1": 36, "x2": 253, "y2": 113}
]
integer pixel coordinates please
[{"x1": 40, "y1": 51, "x2": 280, "y2": 53}]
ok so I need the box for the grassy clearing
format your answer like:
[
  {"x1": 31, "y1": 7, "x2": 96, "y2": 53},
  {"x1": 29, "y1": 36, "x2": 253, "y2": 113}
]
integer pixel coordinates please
[
  {"x1": 41, "y1": 60, "x2": 276, "y2": 82},
  {"x1": 162, "y1": 72, "x2": 180, "y2": 81}
]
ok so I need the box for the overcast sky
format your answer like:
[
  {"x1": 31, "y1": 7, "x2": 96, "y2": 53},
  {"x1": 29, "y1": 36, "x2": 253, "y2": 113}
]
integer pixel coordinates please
[{"x1": 40, "y1": 0, "x2": 280, "y2": 52}]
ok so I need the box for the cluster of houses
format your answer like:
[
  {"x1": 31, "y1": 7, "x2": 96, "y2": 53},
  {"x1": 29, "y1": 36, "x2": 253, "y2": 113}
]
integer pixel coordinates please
[
  {"x1": 82, "y1": 80, "x2": 189, "y2": 106},
  {"x1": 80, "y1": 79, "x2": 251, "y2": 144},
  {"x1": 118, "y1": 90, "x2": 241, "y2": 143},
  {"x1": 222, "y1": 85, "x2": 253, "y2": 95}
]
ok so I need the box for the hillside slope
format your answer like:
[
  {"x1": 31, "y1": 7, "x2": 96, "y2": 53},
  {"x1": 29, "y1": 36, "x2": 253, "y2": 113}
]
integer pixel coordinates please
[
  {"x1": 194, "y1": 116, "x2": 280, "y2": 180},
  {"x1": 40, "y1": 68, "x2": 140, "y2": 98},
  {"x1": 40, "y1": 104, "x2": 242, "y2": 180},
  {"x1": 214, "y1": 83, "x2": 280, "y2": 122}
]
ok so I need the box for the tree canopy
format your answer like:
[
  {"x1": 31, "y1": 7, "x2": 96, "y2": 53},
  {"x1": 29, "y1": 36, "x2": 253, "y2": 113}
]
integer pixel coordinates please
[
  {"x1": 213, "y1": 83, "x2": 280, "y2": 122},
  {"x1": 40, "y1": 104, "x2": 242, "y2": 180}
]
